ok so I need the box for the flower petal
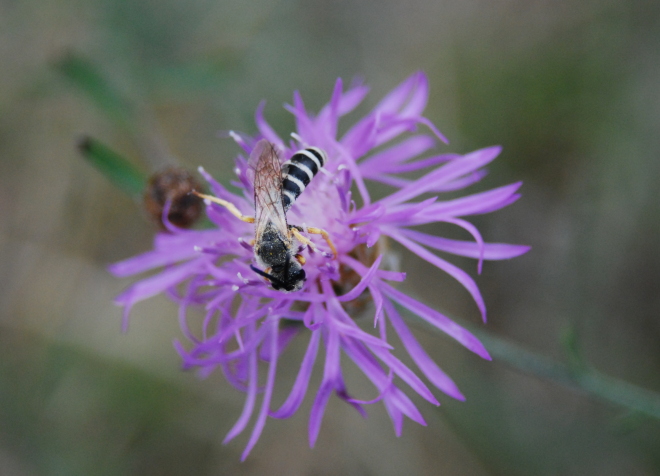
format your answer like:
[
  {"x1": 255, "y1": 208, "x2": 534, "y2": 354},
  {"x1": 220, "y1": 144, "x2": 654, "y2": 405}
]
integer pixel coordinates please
[
  {"x1": 309, "y1": 326, "x2": 340, "y2": 447},
  {"x1": 371, "y1": 154, "x2": 459, "y2": 175},
  {"x1": 109, "y1": 247, "x2": 199, "y2": 277},
  {"x1": 399, "y1": 228, "x2": 531, "y2": 261},
  {"x1": 431, "y1": 170, "x2": 488, "y2": 193},
  {"x1": 315, "y1": 78, "x2": 342, "y2": 140},
  {"x1": 382, "y1": 284, "x2": 491, "y2": 360},
  {"x1": 241, "y1": 319, "x2": 280, "y2": 460},
  {"x1": 337, "y1": 255, "x2": 383, "y2": 302},
  {"x1": 386, "y1": 230, "x2": 487, "y2": 322},
  {"x1": 270, "y1": 330, "x2": 321, "y2": 419},
  {"x1": 374, "y1": 72, "x2": 426, "y2": 116},
  {"x1": 343, "y1": 338, "x2": 426, "y2": 429},
  {"x1": 381, "y1": 146, "x2": 502, "y2": 206},
  {"x1": 114, "y1": 259, "x2": 205, "y2": 331},
  {"x1": 367, "y1": 344, "x2": 439, "y2": 405},
  {"x1": 337, "y1": 84, "x2": 370, "y2": 116},
  {"x1": 359, "y1": 134, "x2": 436, "y2": 168},
  {"x1": 255, "y1": 101, "x2": 283, "y2": 146},
  {"x1": 400, "y1": 72, "x2": 429, "y2": 117},
  {"x1": 384, "y1": 298, "x2": 465, "y2": 400},
  {"x1": 369, "y1": 284, "x2": 384, "y2": 327},
  {"x1": 223, "y1": 325, "x2": 259, "y2": 444},
  {"x1": 404, "y1": 182, "x2": 523, "y2": 225},
  {"x1": 387, "y1": 388, "x2": 427, "y2": 427},
  {"x1": 384, "y1": 400, "x2": 404, "y2": 436},
  {"x1": 340, "y1": 114, "x2": 379, "y2": 160}
]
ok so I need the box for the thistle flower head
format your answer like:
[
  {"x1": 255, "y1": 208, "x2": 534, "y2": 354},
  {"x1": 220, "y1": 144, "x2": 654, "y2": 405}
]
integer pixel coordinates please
[{"x1": 110, "y1": 72, "x2": 529, "y2": 460}]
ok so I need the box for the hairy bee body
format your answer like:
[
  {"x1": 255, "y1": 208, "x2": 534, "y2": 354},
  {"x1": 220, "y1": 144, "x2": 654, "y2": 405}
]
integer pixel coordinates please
[
  {"x1": 249, "y1": 141, "x2": 327, "y2": 292},
  {"x1": 192, "y1": 140, "x2": 332, "y2": 292},
  {"x1": 252, "y1": 222, "x2": 305, "y2": 292}
]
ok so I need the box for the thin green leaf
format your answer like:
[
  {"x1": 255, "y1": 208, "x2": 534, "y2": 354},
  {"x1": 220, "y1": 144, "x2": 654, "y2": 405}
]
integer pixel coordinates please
[{"x1": 77, "y1": 136, "x2": 147, "y2": 197}]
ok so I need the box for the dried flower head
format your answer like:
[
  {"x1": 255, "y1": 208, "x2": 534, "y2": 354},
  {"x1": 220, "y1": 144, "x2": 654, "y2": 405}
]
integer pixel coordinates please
[
  {"x1": 110, "y1": 72, "x2": 529, "y2": 459},
  {"x1": 144, "y1": 167, "x2": 203, "y2": 229}
]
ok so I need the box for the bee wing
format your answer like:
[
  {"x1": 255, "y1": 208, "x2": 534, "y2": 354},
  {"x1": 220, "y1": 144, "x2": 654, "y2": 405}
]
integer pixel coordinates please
[{"x1": 249, "y1": 139, "x2": 290, "y2": 243}]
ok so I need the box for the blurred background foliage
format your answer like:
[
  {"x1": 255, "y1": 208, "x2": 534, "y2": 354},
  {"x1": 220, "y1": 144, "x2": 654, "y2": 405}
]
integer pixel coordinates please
[{"x1": 1, "y1": 0, "x2": 660, "y2": 474}]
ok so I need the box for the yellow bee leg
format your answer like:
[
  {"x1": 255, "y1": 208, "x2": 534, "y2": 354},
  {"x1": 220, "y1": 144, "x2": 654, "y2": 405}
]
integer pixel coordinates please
[
  {"x1": 192, "y1": 191, "x2": 255, "y2": 223},
  {"x1": 305, "y1": 227, "x2": 337, "y2": 259},
  {"x1": 290, "y1": 226, "x2": 337, "y2": 259},
  {"x1": 290, "y1": 227, "x2": 317, "y2": 252},
  {"x1": 295, "y1": 254, "x2": 306, "y2": 265}
]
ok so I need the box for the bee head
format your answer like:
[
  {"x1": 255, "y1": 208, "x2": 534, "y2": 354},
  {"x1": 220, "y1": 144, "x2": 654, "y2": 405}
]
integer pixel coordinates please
[
  {"x1": 273, "y1": 266, "x2": 306, "y2": 292},
  {"x1": 250, "y1": 261, "x2": 306, "y2": 292}
]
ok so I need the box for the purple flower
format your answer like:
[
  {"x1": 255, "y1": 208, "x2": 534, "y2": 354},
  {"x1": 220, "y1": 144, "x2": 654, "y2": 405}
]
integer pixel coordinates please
[{"x1": 110, "y1": 72, "x2": 529, "y2": 460}]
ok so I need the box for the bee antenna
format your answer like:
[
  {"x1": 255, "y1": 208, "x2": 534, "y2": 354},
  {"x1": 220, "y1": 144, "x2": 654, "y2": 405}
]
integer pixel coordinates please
[{"x1": 249, "y1": 265, "x2": 287, "y2": 287}]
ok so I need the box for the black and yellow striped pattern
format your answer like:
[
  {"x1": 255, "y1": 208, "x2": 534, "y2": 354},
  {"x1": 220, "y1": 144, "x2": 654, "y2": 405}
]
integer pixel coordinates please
[{"x1": 281, "y1": 147, "x2": 327, "y2": 211}]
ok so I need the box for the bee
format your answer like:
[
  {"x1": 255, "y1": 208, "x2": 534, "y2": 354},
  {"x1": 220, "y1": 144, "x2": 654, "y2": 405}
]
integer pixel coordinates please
[{"x1": 194, "y1": 139, "x2": 336, "y2": 292}]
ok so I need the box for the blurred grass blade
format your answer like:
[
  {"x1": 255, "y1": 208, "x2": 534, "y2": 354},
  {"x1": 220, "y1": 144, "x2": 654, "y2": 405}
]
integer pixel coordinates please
[
  {"x1": 78, "y1": 136, "x2": 146, "y2": 197},
  {"x1": 55, "y1": 53, "x2": 133, "y2": 125}
]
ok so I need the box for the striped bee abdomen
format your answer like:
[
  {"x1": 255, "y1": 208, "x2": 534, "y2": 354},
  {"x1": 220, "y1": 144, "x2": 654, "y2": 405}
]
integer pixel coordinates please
[{"x1": 281, "y1": 147, "x2": 327, "y2": 211}]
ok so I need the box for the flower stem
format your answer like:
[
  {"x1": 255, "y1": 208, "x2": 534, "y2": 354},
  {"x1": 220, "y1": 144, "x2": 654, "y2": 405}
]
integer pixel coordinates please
[
  {"x1": 403, "y1": 309, "x2": 660, "y2": 420},
  {"x1": 472, "y1": 328, "x2": 660, "y2": 419}
]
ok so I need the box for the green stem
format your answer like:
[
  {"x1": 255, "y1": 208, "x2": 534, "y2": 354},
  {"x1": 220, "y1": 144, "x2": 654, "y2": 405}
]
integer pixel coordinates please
[
  {"x1": 404, "y1": 310, "x2": 660, "y2": 420},
  {"x1": 471, "y1": 328, "x2": 660, "y2": 419}
]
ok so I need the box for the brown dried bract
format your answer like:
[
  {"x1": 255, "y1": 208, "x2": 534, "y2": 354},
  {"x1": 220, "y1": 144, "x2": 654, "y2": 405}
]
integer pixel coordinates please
[{"x1": 144, "y1": 167, "x2": 203, "y2": 229}]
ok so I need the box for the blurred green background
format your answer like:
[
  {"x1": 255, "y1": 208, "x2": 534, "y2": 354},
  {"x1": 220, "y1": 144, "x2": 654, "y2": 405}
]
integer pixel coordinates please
[{"x1": 2, "y1": 0, "x2": 660, "y2": 474}]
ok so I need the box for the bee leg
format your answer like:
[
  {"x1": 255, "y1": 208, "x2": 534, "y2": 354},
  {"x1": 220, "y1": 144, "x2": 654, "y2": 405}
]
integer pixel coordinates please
[
  {"x1": 290, "y1": 226, "x2": 337, "y2": 259},
  {"x1": 295, "y1": 254, "x2": 306, "y2": 265},
  {"x1": 192, "y1": 191, "x2": 255, "y2": 223},
  {"x1": 306, "y1": 227, "x2": 337, "y2": 259},
  {"x1": 255, "y1": 266, "x2": 273, "y2": 283},
  {"x1": 289, "y1": 227, "x2": 317, "y2": 252}
]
